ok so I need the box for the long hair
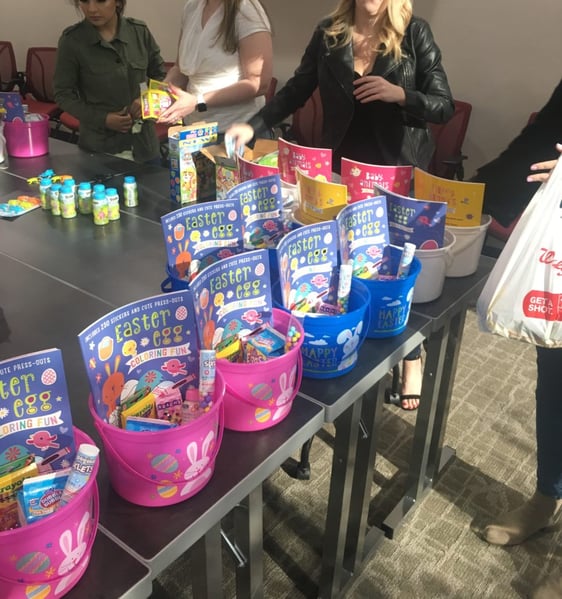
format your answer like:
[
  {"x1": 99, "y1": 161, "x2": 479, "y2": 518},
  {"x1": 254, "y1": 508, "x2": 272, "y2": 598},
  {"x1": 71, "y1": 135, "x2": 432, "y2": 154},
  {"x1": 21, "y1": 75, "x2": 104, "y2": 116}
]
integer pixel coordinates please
[
  {"x1": 216, "y1": 0, "x2": 270, "y2": 54},
  {"x1": 324, "y1": 0, "x2": 412, "y2": 60}
]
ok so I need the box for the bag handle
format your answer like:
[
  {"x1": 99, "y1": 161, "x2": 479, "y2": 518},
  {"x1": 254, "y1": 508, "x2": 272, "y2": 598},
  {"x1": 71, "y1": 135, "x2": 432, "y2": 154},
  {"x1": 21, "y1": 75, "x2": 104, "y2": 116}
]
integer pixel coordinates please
[{"x1": 93, "y1": 401, "x2": 224, "y2": 486}]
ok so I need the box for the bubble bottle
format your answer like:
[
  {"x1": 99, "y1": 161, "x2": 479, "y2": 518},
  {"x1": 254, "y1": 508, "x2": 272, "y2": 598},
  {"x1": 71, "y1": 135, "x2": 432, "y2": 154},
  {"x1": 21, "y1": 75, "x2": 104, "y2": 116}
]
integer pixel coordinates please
[
  {"x1": 123, "y1": 175, "x2": 138, "y2": 207},
  {"x1": 60, "y1": 183, "x2": 77, "y2": 218},
  {"x1": 92, "y1": 191, "x2": 109, "y2": 225},
  {"x1": 77, "y1": 181, "x2": 93, "y2": 214},
  {"x1": 39, "y1": 177, "x2": 52, "y2": 209},
  {"x1": 49, "y1": 183, "x2": 62, "y2": 216},
  {"x1": 105, "y1": 187, "x2": 121, "y2": 221}
]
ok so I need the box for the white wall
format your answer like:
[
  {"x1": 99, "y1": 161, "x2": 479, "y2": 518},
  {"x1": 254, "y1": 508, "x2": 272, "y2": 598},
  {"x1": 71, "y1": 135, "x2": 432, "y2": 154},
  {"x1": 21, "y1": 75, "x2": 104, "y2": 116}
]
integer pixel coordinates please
[{"x1": 1, "y1": 0, "x2": 561, "y2": 177}]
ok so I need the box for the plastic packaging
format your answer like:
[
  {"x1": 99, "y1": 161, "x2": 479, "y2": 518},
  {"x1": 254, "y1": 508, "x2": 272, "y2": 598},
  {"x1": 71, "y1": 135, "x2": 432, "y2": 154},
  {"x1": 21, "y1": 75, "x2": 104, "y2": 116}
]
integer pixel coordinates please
[
  {"x1": 92, "y1": 191, "x2": 108, "y2": 225},
  {"x1": 123, "y1": 175, "x2": 138, "y2": 207},
  {"x1": 78, "y1": 181, "x2": 93, "y2": 214},
  {"x1": 60, "y1": 183, "x2": 76, "y2": 218},
  {"x1": 49, "y1": 183, "x2": 62, "y2": 216},
  {"x1": 58, "y1": 443, "x2": 99, "y2": 507},
  {"x1": 105, "y1": 187, "x2": 120, "y2": 220},
  {"x1": 39, "y1": 177, "x2": 51, "y2": 209}
]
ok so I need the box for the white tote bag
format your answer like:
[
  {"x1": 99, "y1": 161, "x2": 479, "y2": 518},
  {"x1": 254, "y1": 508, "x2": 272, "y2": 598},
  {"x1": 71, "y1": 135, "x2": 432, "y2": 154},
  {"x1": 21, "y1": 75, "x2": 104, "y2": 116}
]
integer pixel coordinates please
[{"x1": 477, "y1": 155, "x2": 562, "y2": 347}]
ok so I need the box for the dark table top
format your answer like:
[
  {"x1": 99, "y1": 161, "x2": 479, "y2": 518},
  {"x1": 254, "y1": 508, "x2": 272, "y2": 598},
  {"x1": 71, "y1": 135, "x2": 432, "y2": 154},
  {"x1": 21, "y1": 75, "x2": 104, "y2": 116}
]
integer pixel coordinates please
[{"x1": 66, "y1": 531, "x2": 151, "y2": 599}]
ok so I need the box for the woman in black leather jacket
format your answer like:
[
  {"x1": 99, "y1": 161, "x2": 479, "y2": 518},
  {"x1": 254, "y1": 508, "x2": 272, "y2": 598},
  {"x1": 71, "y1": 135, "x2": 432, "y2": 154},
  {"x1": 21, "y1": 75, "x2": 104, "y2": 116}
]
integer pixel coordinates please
[
  {"x1": 228, "y1": 0, "x2": 454, "y2": 410},
  {"x1": 228, "y1": 0, "x2": 454, "y2": 173}
]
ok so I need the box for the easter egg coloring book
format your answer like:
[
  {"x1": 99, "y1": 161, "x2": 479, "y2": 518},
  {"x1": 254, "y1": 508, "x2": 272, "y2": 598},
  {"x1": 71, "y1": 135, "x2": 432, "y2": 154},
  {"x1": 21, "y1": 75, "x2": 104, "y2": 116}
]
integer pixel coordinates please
[
  {"x1": 0, "y1": 348, "x2": 77, "y2": 475},
  {"x1": 78, "y1": 290, "x2": 199, "y2": 424}
]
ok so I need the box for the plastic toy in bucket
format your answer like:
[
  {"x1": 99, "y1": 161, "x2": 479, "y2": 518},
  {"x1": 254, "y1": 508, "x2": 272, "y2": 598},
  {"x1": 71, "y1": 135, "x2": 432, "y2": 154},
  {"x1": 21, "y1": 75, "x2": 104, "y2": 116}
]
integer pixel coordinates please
[
  {"x1": 4, "y1": 114, "x2": 50, "y2": 158},
  {"x1": 445, "y1": 214, "x2": 492, "y2": 278},
  {"x1": 413, "y1": 229, "x2": 456, "y2": 304},
  {"x1": 89, "y1": 371, "x2": 225, "y2": 507},
  {"x1": 359, "y1": 245, "x2": 421, "y2": 339},
  {"x1": 217, "y1": 308, "x2": 304, "y2": 431},
  {"x1": 274, "y1": 279, "x2": 371, "y2": 379},
  {"x1": 161, "y1": 263, "x2": 190, "y2": 293},
  {"x1": 0, "y1": 427, "x2": 99, "y2": 599}
]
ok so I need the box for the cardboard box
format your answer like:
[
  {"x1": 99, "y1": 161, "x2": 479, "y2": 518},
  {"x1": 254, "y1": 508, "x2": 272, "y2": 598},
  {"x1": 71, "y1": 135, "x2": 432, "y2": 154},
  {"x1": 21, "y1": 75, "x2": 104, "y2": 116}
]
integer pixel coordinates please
[
  {"x1": 169, "y1": 122, "x2": 219, "y2": 204},
  {"x1": 198, "y1": 138, "x2": 279, "y2": 201}
]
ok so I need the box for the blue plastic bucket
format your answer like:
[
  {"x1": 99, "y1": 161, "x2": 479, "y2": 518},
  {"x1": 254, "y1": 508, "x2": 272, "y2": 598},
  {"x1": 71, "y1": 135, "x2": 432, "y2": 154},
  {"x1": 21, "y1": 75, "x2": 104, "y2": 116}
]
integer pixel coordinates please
[
  {"x1": 359, "y1": 246, "x2": 421, "y2": 339},
  {"x1": 274, "y1": 279, "x2": 371, "y2": 379},
  {"x1": 161, "y1": 263, "x2": 189, "y2": 293}
]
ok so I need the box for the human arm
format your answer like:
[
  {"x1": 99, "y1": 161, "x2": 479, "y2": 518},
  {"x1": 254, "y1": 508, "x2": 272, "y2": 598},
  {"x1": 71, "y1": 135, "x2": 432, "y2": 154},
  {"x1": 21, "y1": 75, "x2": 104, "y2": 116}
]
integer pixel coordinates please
[
  {"x1": 527, "y1": 143, "x2": 562, "y2": 182},
  {"x1": 158, "y1": 30, "x2": 273, "y2": 124},
  {"x1": 383, "y1": 17, "x2": 454, "y2": 124}
]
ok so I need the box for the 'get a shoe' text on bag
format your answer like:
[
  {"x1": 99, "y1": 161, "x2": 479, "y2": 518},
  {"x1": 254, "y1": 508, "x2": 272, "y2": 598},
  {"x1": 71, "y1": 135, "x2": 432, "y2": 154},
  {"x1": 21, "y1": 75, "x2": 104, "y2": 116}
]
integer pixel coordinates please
[{"x1": 477, "y1": 156, "x2": 562, "y2": 347}]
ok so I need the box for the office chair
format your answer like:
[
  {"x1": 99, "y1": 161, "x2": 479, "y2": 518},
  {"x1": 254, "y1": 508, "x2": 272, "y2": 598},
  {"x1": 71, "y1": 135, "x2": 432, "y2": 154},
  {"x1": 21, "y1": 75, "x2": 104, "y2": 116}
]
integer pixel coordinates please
[
  {"x1": 279, "y1": 87, "x2": 323, "y2": 147},
  {"x1": 0, "y1": 41, "x2": 25, "y2": 92},
  {"x1": 427, "y1": 100, "x2": 472, "y2": 181},
  {"x1": 22, "y1": 47, "x2": 60, "y2": 118},
  {"x1": 265, "y1": 76, "x2": 278, "y2": 104}
]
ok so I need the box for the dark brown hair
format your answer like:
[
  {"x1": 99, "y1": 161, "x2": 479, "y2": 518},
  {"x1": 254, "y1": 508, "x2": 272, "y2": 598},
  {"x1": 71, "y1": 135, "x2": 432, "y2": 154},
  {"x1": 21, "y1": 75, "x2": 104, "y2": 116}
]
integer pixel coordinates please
[
  {"x1": 216, "y1": 0, "x2": 270, "y2": 54},
  {"x1": 72, "y1": 0, "x2": 126, "y2": 17}
]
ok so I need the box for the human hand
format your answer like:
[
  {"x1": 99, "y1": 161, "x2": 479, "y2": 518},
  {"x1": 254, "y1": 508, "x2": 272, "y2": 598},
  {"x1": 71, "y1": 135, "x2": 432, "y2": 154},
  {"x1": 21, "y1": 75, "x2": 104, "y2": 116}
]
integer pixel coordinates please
[
  {"x1": 527, "y1": 143, "x2": 562, "y2": 182},
  {"x1": 129, "y1": 98, "x2": 142, "y2": 121},
  {"x1": 105, "y1": 107, "x2": 133, "y2": 133},
  {"x1": 353, "y1": 76, "x2": 406, "y2": 105},
  {"x1": 224, "y1": 123, "x2": 255, "y2": 155},
  {"x1": 157, "y1": 83, "x2": 196, "y2": 124}
]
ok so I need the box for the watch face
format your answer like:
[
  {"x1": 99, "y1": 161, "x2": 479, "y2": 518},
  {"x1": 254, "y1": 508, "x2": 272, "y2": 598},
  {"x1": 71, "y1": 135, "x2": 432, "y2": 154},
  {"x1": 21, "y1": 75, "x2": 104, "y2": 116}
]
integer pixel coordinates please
[{"x1": 197, "y1": 102, "x2": 207, "y2": 113}]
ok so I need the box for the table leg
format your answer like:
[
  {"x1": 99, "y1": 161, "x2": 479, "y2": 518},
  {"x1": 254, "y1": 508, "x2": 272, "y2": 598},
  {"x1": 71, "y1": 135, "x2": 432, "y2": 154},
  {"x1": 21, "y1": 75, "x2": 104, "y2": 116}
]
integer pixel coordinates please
[
  {"x1": 318, "y1": 398, "x2": 363, "y2": 599},
  {"x1": 426, "y1": 307, "x2": 468, "y2": 485},
  {"x1": 190, "y1": 523, "x2": 223, "y2": 599},
  {"x1": 343, "y1": 383, "x2": 386, "y2": 574},
  {"x1": 381, "y1": 321, "x2": 450, "y2": 538},
  {"x1": 234, "y1": 487, "x2": 264, "y2": 599}
]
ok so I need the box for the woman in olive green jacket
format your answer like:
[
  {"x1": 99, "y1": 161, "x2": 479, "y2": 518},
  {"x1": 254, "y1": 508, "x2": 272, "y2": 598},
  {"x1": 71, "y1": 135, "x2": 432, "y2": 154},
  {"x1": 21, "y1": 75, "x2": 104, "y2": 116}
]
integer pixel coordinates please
[{"x1": 54, "y1": 0, "x2": 166, "y2": 162}]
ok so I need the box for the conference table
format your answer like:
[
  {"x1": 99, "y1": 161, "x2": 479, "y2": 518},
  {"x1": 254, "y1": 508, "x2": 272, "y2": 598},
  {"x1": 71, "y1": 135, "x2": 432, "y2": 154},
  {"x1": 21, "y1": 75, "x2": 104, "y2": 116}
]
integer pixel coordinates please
[{"x1": 0, "y1": 138, "x2": 493, "y2": 598}]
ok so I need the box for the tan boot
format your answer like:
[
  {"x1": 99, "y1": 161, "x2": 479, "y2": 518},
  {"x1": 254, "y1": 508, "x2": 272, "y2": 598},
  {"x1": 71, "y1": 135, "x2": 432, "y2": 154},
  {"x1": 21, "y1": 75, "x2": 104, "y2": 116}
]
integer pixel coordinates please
[{"x1": 481, "y1": 491, "x2": 562, "y2": 546}]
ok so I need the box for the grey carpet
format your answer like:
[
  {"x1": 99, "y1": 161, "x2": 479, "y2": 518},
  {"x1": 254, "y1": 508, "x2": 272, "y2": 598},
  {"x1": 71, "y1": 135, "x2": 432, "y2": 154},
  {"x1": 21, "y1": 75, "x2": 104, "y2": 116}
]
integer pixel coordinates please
[{"x1": 153, "y1": 309, "x2": 561, "y2": 598}]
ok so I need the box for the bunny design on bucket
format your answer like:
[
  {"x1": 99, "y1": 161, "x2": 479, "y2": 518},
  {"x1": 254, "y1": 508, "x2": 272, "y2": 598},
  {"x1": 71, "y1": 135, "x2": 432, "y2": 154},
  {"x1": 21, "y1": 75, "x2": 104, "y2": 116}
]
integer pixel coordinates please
[
  {"x1": 272, "y1": 365, "x2": 297, "y2": 421},
  {"x1": 55, "y1": 511, "x2": 91, "y2": 595},
  {"x1": 336, "y1": 321, "x2": 363, "y2": 371},
  {"x1": 180, "y1": 430, "x2": 215, "y2": 497}
]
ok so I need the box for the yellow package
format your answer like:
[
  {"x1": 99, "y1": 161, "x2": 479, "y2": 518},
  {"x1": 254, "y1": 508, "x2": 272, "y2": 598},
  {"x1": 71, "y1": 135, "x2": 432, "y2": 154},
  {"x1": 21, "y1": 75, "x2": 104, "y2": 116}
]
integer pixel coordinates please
[
  {"x1": 120, "y1": 392, "x2": 157, "y2": 428},
  {"x1": 140, "y1": 79, "x2": 181, "y2": 122},
  {"x1": 0, "y1": 462, "x2": 39, "y2": 531}
]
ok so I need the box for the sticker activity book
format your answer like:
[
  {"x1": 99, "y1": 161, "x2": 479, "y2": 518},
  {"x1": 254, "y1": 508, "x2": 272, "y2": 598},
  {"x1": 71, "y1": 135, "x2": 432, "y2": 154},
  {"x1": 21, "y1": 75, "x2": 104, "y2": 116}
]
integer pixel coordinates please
[
  {"x1": 190, "y1": 249, "x2": 273, "y2": 350},
  {"x1": 226, "y1": 174, "x2": 284, "y2": 249},
  {"x1": 276, "y1": 221, "x2": 339, "y2": 311},
  {"x1": 380, "y1": 186, "x2": 447, "y2": 249},
  {"x1": 277, "y1": 137, "x2": 332, "y2": 185},
  {"x1": 78, "y1": 290, "x2": 199, "y2": 424},
  {"x1": 0, "y1": 348, "x2": 77, "y2": 475},
  {"x1": 340, "y1": 158, "x2": 412, "y2": 202},
  {"x1": 336, "y1": 196, "x2": 390, "y2": 278},
  {"x1": 161, "y1": 200, "x2": 245, "y2": 281}
]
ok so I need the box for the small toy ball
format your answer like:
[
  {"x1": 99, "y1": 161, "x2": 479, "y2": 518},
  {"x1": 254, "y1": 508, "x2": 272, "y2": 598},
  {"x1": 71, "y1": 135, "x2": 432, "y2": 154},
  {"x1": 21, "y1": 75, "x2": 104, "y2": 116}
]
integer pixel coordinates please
[{"x1": 285, "y1": 325, "x2": 301, "y2": 351}]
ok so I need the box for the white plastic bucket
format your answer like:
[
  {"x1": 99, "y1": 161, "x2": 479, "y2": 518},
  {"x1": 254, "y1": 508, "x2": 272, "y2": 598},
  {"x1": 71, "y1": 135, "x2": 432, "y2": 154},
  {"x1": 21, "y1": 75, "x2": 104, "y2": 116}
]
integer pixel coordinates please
[
  {"x1": 413, "y1": 230, "x2": 456, "y2": 303},
  {"x1": 446, "y1": 214, "x2": 492, "y2": 278}
]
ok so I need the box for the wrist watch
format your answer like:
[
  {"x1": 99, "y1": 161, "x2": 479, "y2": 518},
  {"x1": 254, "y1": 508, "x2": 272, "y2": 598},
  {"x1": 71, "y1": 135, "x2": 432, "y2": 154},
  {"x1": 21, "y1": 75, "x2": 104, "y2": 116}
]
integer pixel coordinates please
[{"x1": 196, "y1": 92, "x2": 207, "y2": 113}]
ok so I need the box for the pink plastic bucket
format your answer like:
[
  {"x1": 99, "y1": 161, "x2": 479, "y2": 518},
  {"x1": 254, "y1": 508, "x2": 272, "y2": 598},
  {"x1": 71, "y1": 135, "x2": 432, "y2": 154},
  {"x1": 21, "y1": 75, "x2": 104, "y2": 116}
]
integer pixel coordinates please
[
  {"x1": 0, "y1": 427, "x2": 99, "y2": 599},
  {"x1": 217, "y1": 308, "x2": 304, "y2": 432},
  {"x1": 89, "y1": 372, "x2": 225, "y2": 507},
  {"x1": 4, "y1": 115, "x2": 50, "y2": 158}
]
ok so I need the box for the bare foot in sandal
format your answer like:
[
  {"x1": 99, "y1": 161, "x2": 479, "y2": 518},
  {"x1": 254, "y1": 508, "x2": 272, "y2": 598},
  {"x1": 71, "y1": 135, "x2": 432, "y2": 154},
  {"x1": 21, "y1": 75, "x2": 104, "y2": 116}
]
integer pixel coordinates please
[{"x1": 400, "y1": 356, "x2": 422, "y2": 410}]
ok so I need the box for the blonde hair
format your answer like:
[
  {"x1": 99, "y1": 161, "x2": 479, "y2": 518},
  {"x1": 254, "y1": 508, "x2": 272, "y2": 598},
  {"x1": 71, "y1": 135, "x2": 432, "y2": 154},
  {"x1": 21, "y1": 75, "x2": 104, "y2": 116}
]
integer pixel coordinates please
[
  {"x1": 324, "y1": 0, "x2": 412, "y2": 60},
  {"x1": 216, "y1": 0, "x2": 270, "y2": 54}
]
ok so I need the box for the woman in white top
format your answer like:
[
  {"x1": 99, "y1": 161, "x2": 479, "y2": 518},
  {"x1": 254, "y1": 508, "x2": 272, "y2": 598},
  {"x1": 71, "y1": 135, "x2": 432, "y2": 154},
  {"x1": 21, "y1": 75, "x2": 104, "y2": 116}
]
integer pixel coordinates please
[{"x1": 158, "y1": 0, "x2": 272, "y2": 133}]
